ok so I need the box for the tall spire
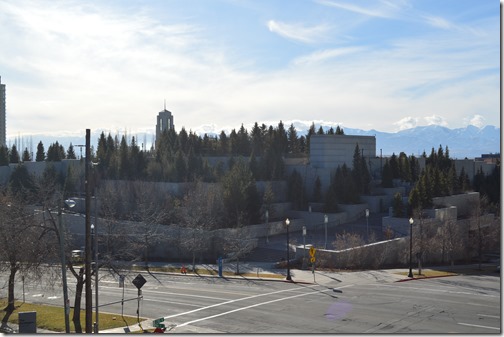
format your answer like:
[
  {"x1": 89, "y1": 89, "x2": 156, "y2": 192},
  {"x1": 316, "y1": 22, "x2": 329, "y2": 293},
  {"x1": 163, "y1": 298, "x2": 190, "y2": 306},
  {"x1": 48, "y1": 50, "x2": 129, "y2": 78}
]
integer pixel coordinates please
[{"x1": 164, "y1": 99, "x2": 166, "y2": 111}]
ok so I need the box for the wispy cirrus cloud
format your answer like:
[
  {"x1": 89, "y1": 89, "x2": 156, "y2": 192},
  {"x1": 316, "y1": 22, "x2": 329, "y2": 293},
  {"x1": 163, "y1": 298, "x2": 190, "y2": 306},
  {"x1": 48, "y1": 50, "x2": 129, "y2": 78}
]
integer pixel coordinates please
[
  {"x1": 314, "y1": 0, "x2": 408, "y2": 19},
  {"x1": 266, "y1": 20, "x2": 331, "y2": 44},
  {"x1": 292, "y1": 47, "x2": 366, "y2": 65}
]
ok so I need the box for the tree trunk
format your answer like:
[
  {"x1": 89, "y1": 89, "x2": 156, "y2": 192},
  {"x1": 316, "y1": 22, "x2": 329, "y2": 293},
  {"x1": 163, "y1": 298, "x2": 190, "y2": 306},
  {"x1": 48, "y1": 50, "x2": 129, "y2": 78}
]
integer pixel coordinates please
[
  {"x1": 1, "y1": 264, "x2": 18, "y2": 328},
  {"x1": 235, "y1": 258, "x2": 240, "y2": 275},
  {"x1": 72, "y1": 268, "x2": 85, "y2": 333},
  {"x1": 192, "y1": 252, "x2": 196, "y2": 272}
]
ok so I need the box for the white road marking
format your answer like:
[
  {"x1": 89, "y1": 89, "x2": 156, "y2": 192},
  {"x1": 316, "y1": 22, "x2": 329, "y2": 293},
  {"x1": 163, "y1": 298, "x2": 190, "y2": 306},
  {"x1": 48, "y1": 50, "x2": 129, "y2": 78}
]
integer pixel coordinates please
[
  {"x1": 47, "y1": 296, "x2": 59, "y2": 300},
  {"x1": 32, "y1": 294, "x2": 43, "y2": 297},
  {"x1": 163, "y1": 284, "x2": 327, "y2": 320},
  {"x1": 177, "y1": 285, "x2": 353, "y2": 327},
  {"x1": 143, "y1": 298, "x2": 204, "y2": 308},
  {"x1": 371, "y1": 283, "x2": 499, "y2": 298},
  {"x1": 477, "y1": 314, "x2": 500, "y2": 319},
  {"x1": 457, "y1": 322, "x2": 500, "y2": 331}
]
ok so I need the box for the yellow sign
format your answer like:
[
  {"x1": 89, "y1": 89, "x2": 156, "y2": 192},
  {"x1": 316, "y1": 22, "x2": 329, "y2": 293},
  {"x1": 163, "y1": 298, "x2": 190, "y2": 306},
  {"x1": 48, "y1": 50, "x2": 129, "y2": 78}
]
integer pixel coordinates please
[
  {"x1": 309, "y1": 246, "x2": 316, "y2": 257},
  {"x1": 310, "y1": 257, "x2": 316, "y2": 263}
]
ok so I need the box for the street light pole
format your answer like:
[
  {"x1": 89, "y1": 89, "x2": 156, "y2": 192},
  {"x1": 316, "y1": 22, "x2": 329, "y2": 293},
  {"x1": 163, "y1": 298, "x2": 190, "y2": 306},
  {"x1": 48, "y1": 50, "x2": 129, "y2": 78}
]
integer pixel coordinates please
[
  {"x1": 324, "y1": 214, "x2": 328, "y2": 249},
  {"x1": 302, "y1": 226, "x2": 306, "y2": 270},
  {"x1": 85, "y1": 128, "x2": 92, "y2": 333},
  {"x1": 93, "y1": 196, "x2": 99, "y2": 333},
  {"x1": 57, "y1": 206, "x2": 70, "y2": 333},
  {"x1": 408, "y1": 217, "x2": 414, "y2": 278},
  {"x1": 285, "y1": 218, "x2": 292, "y2": 281},
  {"x1": 265, "y1": 210, "x2": 269, "y2": 244},
  {"x1": 365, "y1": 209, "x2": 369, "y2": 240}
]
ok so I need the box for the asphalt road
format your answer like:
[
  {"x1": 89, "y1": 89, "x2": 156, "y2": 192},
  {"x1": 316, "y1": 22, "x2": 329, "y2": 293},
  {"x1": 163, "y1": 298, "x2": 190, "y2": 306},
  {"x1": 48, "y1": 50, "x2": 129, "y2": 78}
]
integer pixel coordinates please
[{"x1": 1, "y1": 265, "x2": 500, "y2": 334}]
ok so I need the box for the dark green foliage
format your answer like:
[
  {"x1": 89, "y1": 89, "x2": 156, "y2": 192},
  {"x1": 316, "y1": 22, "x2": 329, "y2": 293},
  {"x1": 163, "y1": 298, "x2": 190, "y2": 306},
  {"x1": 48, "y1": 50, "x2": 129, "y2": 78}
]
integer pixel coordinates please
[
  {"x1": 287, "y1": 169, "x2": 305, "y2": 210},
  {"x1": 22, "y1": 148, "x2": 31, "y2": 162},
  {"x1": 66, "y1": 143, "x2": 76, "y2": 160},
  {"x1": 36, "y1": 141, "x2": 45, "y2": 162},
  {"x1": 0, "y1": 145, "x2": 9, "y2": 166},
  {"x1": 9, "y1": 145, "x2": 19, "y2": 164},
  {"x1": 8, "y1": 165, "x2": 36, "y2": 201},
  {"x1": 46, "y1": 142, "x2": 65, "y2": 162},
  {"x1": 221, "y1": 159, "x2": 261, "y2": 227},
  {"x1": 392, "y1": 192, "x2": 403, "y2": 217},
  {"x1": 381, "y1": 159, "x2": 393, "y2": 188}
]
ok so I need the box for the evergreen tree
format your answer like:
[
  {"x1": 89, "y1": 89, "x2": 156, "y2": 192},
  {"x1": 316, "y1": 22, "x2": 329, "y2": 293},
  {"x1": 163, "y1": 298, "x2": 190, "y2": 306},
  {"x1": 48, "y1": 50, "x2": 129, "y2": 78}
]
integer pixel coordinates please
[
  {"x1": 250, "y1": 122, "x2": 263, "y2": 156},
  {"x1": 393, "y1": 192, "x2": 404, "y2": 217},
  {"x1": 335, "y1": 125, "x2": 344, "y2": 135},
  {"x1": 9, "y1": 145, "x2": 19, "y2": 164},
  {"x1": 22, "y1": 148, "x2": 31, "y2": 162},
  {"x1": 381, "y1": 160, "x2": 393, "y2": 188},
  {"x1": 118, "y1": 136, "x2": 129, "y2": 179},
  {"x1": 46, "y1": 141, "x2": 65, "y2": 161},
  {"x1": 287, "y1": 169, "x2": 304, "y2": 210},
  {"x1": 36, "y1": 141, "x2": 45, "y2": 162},
  {"x1": 174, "y1": 149, "x2": 187, "y2": 182},
  {"x1": 306, "y1": 122, "x2": 316, "y2": 155},
  {"x1": 218, "y1": 131, "x2": 229, "y2": 155},
  {"x1": 0, "y1": 145, "x2": 9, "y2": 166},
  {"x1": 221, "y1": 159, "x2": 260, "y2": 227},
  {"x1": 66, "y1": 143, "x2": 76, "y2": 160},
  {"x1": 287, "y1": 123, "x2": 299, "y2": 155}
]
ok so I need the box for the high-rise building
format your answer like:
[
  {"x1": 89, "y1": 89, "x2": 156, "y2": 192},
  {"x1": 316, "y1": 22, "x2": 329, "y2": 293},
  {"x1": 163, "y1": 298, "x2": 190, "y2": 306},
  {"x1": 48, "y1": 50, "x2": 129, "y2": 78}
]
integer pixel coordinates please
[
  {"x1": 0, "y1": 77, "x2": 5, "y2": 146},
  {"x1": 156, "y1": 102, "x2": 174, "y2": 145}
]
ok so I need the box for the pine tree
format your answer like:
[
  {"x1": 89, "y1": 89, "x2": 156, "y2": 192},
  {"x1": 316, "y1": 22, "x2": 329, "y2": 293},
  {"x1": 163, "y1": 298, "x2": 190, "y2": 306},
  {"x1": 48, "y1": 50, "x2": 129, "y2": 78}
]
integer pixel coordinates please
[
  {"x1": 22, "y1": 148, "x2": 31, "y2": 162},
  {"x1": 9, "y1": 145, "x2": 19, "y2": 164},
  {"x1": 66, "y1": 143, "x2": 76, "y2": 160},
  {"x1": 36, "y1": 141, "x2": 45, "y2": 162},
  {"x1": 0, "y1": 145, "x2": 9, "y2": 166}
]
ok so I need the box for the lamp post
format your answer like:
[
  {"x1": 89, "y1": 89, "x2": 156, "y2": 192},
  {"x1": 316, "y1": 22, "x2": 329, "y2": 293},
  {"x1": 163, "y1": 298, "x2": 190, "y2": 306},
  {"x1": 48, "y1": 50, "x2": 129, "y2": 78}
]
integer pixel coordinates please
[
  {"x1": 58, "y1": 199, "x2": 75, "y2": 334},
  {"x1": 285, "y1": 218, "x2": 292, "y2": 281},
  {"x1": 85, "y1": 128, "x2": 92, "y2": 333},
  {"x1": 265, "y1": 210, "x2": 269, "y2": 244},
  {"x1": 408, "y1": 217, "x2": 414, "y2": 278},
  {"x1": 302, "y1": 226, "x2": 306, "y2": 270},
  {"x1": 324, "y1": 214, "x2": 328, "y2": 249},
  {"x1": 365, "y1": 209, "x2": 369, "y2": 240},
  {"x1": 91, "y1": 222, "x2": 99, "y2": 333}
]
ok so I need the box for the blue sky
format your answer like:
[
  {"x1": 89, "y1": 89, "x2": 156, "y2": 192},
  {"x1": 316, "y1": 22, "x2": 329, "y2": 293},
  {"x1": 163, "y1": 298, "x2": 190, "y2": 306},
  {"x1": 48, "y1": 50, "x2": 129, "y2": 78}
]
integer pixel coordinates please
[{"x1": 0, "y1": 0, "x2": 499, "y2": 137}]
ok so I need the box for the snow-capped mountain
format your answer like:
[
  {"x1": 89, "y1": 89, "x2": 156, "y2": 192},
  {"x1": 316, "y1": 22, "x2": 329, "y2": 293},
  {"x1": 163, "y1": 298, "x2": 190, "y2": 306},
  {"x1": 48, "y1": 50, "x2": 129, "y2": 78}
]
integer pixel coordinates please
[{"x1": 7, "y1": 123, "x2": 500, "y2": 160}]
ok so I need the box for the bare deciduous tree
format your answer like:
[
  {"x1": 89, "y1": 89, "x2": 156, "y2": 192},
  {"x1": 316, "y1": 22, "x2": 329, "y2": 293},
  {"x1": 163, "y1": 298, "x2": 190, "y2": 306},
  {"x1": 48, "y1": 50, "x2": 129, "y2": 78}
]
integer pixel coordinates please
[
  {"x1": 179, "y1": 181, "x2": 224, "y2": 271},
  {"x1": 0, "y1": 194, "x2": 48, "y2": 329}
]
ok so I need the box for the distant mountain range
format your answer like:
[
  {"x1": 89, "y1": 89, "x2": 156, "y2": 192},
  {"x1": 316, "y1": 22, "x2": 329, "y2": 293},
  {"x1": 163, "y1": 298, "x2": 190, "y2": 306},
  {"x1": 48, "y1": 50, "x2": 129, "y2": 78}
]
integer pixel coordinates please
[{"x1": 7, "y1": 123, "x2": 500, "y2": 160}]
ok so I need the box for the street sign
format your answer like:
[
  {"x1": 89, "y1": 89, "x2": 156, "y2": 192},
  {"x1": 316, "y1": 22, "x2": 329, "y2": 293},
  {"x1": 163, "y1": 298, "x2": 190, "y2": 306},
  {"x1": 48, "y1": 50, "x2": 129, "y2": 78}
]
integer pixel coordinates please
[
  {"x1": 309, "y1": 246, "x2": 316, "y2": 257},
  {"x1": 132, "y1": 274, "x2": 147, "y2": 290},
  {"x1": 153, "y1": 317, "x2": 165, "y2": 328},
  {"x1": 310, "y1": 257, "x2": 316, "y2": 263}
]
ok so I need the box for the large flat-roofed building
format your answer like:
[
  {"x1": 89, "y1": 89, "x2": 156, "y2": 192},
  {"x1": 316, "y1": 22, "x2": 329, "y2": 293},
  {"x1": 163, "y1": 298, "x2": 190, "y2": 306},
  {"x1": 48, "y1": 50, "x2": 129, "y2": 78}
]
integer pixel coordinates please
[
  {"x1": 310, "y1": 134, "x2": 376, "y2": 169},
  {"x1": 0, "y1": 77, "x2": 5, "y2": 146}
]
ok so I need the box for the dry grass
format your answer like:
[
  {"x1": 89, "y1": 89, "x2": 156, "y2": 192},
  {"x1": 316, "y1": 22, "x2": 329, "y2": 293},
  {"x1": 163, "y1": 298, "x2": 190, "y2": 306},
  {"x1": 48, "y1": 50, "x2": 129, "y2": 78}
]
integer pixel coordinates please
[{"x1": 0, "y1": 299, "x2": 144, "y2": 332}]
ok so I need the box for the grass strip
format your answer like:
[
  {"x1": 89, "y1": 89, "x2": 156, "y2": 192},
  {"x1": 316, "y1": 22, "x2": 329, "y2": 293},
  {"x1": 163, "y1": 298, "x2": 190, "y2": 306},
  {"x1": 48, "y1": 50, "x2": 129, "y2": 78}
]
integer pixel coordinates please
[
  {"x1": 0, "y1": 299, "x2": 144, "y2": 332},
  {"x1": 132, "y1": 265, "x2": 285, "y2": 279}
]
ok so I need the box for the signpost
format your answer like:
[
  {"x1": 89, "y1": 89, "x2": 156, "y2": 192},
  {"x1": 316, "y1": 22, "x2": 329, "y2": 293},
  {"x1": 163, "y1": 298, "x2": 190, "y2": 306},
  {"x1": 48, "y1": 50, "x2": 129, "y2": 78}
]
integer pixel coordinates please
[{"x1": 132, "y1": 274, "x2": 147, "y2": 329}]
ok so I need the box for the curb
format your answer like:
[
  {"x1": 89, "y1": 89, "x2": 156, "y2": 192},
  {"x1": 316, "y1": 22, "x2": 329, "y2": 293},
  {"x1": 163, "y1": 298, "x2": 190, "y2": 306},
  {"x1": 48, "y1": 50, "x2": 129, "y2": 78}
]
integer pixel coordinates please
[{"x1": 396, "y1": 274, "x2": 456, "y2": 282}]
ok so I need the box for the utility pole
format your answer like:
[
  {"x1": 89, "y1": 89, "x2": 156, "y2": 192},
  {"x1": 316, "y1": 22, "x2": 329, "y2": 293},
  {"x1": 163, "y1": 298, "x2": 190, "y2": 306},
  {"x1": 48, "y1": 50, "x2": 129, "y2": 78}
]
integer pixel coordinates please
[{"x1": 85, "y1": 129, "x2": 92, "y2": 333}]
